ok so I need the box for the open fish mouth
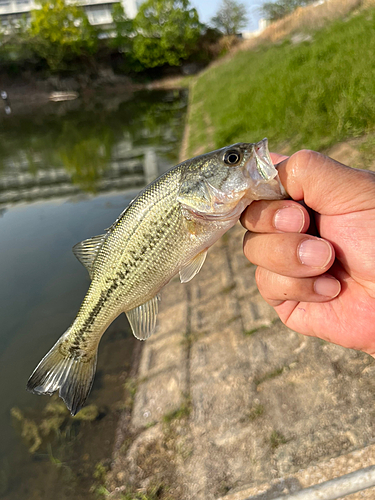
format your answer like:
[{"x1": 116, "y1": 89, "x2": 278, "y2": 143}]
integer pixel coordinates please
[{"x1": 244, "y1": 138, "x2": 278, "y2": 182}]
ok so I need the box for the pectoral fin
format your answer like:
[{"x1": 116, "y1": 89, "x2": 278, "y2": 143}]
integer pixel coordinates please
[
  {"x1": 126, "y1": 296, "x2": 159, "y2": 340},
  {"x1": 179, "y1": 249, "x2": 207, "y2": 283},
  {"x1": 72, "y1": 234, "x2": 106, "y2": 279}
]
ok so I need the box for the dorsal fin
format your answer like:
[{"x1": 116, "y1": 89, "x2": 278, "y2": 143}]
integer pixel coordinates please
[{"x1": 72, "y1": 234, "x2": 106, "y2": 279}]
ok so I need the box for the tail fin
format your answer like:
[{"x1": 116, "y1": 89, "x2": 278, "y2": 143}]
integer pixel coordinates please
[{"x1": 26, "y1": 332, "x2": 97, "y2": 416}]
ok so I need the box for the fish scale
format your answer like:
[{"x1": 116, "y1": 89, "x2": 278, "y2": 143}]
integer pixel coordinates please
[{"x1": 27, "y1": 139, "x2": 287, "y2": 415}]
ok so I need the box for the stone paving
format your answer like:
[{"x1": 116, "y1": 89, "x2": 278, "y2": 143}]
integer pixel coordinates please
[{"x1": 108, "y1": 223, "x2": 375, "y2": 500}]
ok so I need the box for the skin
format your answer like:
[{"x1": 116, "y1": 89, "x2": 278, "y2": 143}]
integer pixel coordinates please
[{"x1": 240, "y1": 150, "x2": 375, "y2": 356}]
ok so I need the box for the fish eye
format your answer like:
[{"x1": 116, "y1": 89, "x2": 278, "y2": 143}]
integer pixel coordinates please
[{"x1": 224, "y1": 150, "x2": 241, "y2": 166}]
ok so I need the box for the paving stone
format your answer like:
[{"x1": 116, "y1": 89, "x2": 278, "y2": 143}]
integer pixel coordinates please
[{"x1": 218, "y1": 443, "x2": 375, "y2": 500}]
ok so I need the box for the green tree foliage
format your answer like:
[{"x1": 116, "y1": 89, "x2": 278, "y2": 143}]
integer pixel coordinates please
[
  {"x1": 133, "y1": 0, "x2": 202, "y2": 68},
  {"x1": 260, "y1": 0, "x2": 314, "y2": 22},
  {"x1": 0, "y1": 16, "x2": 35, "y2": 65},
  {"x1": 107, "y1": 3, "x2": 133, "y2": 51},
  {"x1": 211, "y1": 0, "x2": 248, "y2": 35},
  {"x1": 29, "y1": 0, "x2": 98, "y2": 71}
]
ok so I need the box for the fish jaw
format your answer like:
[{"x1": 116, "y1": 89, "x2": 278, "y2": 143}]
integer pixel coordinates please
[{"x1": 243, "y1": 138, "x2": 287, "y2": 201}]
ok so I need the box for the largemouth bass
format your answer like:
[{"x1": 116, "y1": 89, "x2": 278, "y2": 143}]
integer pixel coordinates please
[{"x1": 27, "y1": 139, "x2": 286, "y2": 415}]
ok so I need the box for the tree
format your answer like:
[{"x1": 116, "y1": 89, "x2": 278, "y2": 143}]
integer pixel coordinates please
[
  {"x1": 211, "y1": 0, "x2": 248, "y2": 35},
  {"x1": 30, "y1": 0, "x2": 98, "y2": 71},
  {"x1": 133, "y1": 0, "x2": 202, "y2": 68},
  {"x1": 107, "y1": 3, "x2": 133, "y2": 52},
  {"x1": 0, "y1": 16, "x2": 36, "y2": 65}
]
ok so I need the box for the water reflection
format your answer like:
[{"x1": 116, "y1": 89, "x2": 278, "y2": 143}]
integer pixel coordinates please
[
  {"x1": 0, "y1": 89, "x2": 187, "y2": 205},
  {"x1": 0, "y1": 88, "x2": 187, "y2": 499}
]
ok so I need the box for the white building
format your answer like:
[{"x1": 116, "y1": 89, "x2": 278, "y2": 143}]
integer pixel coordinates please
[
  {"x1": 242, "y1": 19, "x2": 269, "y2": 40},
  {"x1": 0, "y1": 0, "x2": 139, "y2": 31}
]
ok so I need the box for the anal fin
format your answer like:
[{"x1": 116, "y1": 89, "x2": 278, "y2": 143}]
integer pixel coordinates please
[
  {"x1": 126, "y1": 296, "x2": 159, "y2": 341},
  {"x1": 179, "y1": 249, "x2": 207, "y2": 283}
]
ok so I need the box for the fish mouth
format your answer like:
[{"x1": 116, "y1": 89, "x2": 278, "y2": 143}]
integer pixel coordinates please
[{"x1": 244, "y1": 138, "x2": 278, "y2": 183}]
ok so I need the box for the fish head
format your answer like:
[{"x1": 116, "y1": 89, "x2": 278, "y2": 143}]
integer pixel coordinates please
[{"x1": 177, "y1": 138, "x2": 286, "y2": 221}]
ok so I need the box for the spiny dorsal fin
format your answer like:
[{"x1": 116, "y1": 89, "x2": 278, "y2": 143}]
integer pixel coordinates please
[
  {"x1": 179, "y1": 249, "x2": 207, "y2": 283},
  {"x1": 72, "y1": 234, "x2": 106, "y2": 279},
  {"x1": 126, "y1": 296, "x2": 159, "y2": 340}
]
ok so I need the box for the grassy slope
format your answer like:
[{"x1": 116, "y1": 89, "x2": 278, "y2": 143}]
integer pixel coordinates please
[{"x1": 187, "y1": 7, "x2": 375, "y2": 156}]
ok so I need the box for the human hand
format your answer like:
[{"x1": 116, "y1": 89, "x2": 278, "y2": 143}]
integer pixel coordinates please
[{"x1": 241, "y1": 150, "x2": 375, "y2": 356}]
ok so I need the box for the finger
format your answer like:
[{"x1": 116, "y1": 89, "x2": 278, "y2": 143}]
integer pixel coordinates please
[
  {"x1": 243, "y1": 232, "x2": 335, "y2": 278},
  {"x1": 255, "y1": 267, "x2": 341, "y2": 307},
  {"x1": 276, "y1": 150, "x2": 375, "y2": 214},
  {"x1": 270, "y1": 152, "x2": 289, "y2": 164},
  {"x1": 240, "y1": 199, "x2": 310, "y2": 234}
]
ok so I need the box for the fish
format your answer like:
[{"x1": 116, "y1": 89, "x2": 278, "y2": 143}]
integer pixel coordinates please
[{"x1": 27, "y1": 139, "x2": 287, "y2": 415}]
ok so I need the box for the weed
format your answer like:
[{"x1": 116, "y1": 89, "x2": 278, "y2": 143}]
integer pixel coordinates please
[
  {"x1": 121, "y1": 483, "x2": 164, "y2": 500},
  {"x1": 221, "y1": 283, "x2": 236, "y2": 294},
  {"x1": 248, "y1": 404, "x2": 265, "y2": 421},
  {"x1": 10, "y1": 407, "x2": 42, "y2": 453},
  {"x1": 125, "y1": 378, "x2": 137, "y2": 397},
  {"x1": 90, "y1": 462, "x2": 110, "y2": 498},
  {"x1": 270, "y1": 430, "x2": 287, "y2": 450},
  {"x1": 254, "y1": 367, "x2": 284, "y2": 386},
  {"x1": 243, "y1": 324, "x2": 270, "y2": 336},
  {"x1": 163, "y1": 398, "x2": 192, "y2": 424},
  {"x1": 124, "y1": 378, "x2": 138, "y2": 409}
]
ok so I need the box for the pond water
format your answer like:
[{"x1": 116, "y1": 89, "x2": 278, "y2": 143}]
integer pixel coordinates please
[{"x1": 0, "y1": 88, "x2": 188, "y2": 499}]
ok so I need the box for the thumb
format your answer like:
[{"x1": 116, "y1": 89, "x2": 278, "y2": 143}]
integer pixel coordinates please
[{"x1": 277, "y1": 150, "x2": 375, "y2": 215}]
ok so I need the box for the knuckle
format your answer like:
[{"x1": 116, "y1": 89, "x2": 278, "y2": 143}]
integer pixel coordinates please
[{"x1": 291, "y1": 149, "x2": 321, "y2": 175}]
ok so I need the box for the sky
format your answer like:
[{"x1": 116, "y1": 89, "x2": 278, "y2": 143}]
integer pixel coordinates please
[{"x1": 189, "y1": 0, "x2": 264, "y2": 33}]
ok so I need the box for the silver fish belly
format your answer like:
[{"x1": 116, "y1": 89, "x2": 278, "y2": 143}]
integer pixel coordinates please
[{"x1": 27, "y1": 138, "x2": 286, "y2": 415}]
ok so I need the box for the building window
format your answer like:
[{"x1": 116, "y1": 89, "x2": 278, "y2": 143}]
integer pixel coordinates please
[{"x1": 87, "y1": 6, "x2": 112, "y2": 25}]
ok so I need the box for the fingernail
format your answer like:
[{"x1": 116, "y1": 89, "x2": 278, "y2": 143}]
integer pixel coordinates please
[
  {"x1": 314, "y1": 276, "x2": 341, "y2": 297},
  {"x1": 274, "y1": 206, "x2": 305, "y2": 232},
  {"x1": 298, "y1": 239, "x2": 332, "y2": 268}
]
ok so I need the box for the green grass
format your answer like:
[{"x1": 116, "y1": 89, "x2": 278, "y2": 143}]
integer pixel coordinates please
[{"x1": 187, "y1": 8, "x2": 375, "y2": 155}]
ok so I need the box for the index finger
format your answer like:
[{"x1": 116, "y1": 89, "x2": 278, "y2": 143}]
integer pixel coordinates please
[
  {"x1": 240, "y1": 199, "x2": 310, "y2": 233},
  {"x1": 277, "y1": 150, "x2": 375, "y2": 215},
  {"x1": 270, "y1": 152, "x2": 289, "y2": 165}
]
